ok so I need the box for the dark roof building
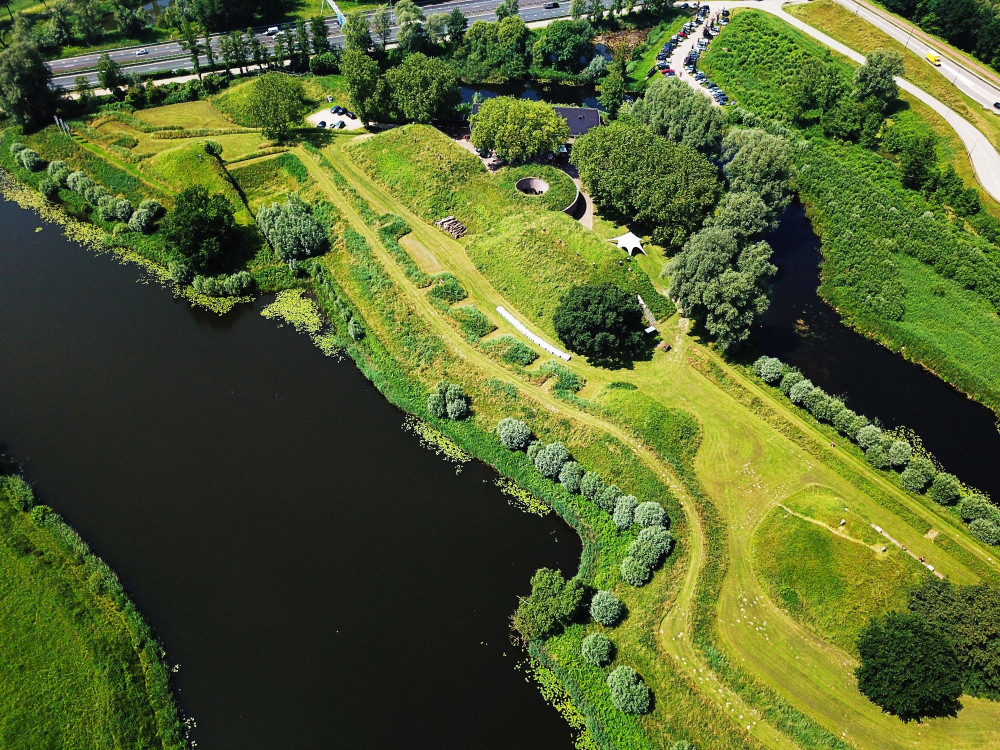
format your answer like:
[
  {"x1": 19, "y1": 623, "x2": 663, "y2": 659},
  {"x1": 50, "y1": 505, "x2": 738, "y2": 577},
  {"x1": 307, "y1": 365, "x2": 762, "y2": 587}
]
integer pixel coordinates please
[{"x1": 470, "y1": 102, "x2": 602, "y2": 139}]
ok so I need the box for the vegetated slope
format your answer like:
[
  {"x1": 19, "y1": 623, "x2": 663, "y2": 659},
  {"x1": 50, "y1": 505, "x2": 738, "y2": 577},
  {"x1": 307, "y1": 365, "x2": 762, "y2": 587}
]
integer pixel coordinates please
[
  {"x1": 348, "y1": 125, "x2": 673, "y2": 332},
  {"x1": 0, "y1": 474, "x2": 183, "y2": 750},
  {"x1": 702, "y1": 11, "x2": 1000, "y2": 412}
]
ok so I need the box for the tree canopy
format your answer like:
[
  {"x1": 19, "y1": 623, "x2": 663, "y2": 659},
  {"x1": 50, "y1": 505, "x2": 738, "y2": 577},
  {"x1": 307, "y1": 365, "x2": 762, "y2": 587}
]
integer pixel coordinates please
[
  {"x1": 670, "y1": 227, "x2": 776, "y2": 354},
  {"x1": 530, "y1": 19, "x2": 593, "y2": 74},
  {"x1": 855, "y1": 611, "x2": 963, "y2": 721},
  {"x1": 512, "y1": 568, "x2": 584, "y2": 642},
  {"x1": 470, "y1": 96, "x2": 569, "y2": 163},
  {"x1": 0, "y1": 41, "x2": 55, "y2": 129},
  {"x1": 257, "y1": 195, "x2": 328, "y2": 262},
  {"x1": 161, "y1": 186, "x2": 237, "y2": 273},
  {"x1": 342, "y1": 49, "x2": 383, "y2": 125},
  {"x1": 628, "y1": 75, "x2": 723, "y2": 151},
  {"x1": 385, "y1": 53, "x2": 459, "y2": 124},
  {"x1": 572, "y1": 121, "x2": 720, "y2": 250},
  {"x1": 454, "y1": 17, "x2": 530, "y2": 82},
  {"x1": 854, "y1": 48, "x2": 904, "y2": 110},
  {"x1": 553, "y1": 282, "x2": 645, "y2": 364},
  {"x1": 241, "y1": 73, "x2": 306, "y2": 139}
]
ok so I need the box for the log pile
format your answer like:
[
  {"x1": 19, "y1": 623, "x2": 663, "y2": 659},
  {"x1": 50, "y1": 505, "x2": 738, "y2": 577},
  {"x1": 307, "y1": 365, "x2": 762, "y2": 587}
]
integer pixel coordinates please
[{"x1": 434, "y1": 216, "x2": 467, "y2": 239}]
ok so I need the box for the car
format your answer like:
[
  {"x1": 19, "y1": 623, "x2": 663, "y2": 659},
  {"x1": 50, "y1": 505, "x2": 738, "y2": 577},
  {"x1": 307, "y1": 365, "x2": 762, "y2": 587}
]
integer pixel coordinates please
[
  {"x1": 317, "y1": 121, "x2": 326, "y2": 128},
  {"x1": 544, "y1": 2, "x2": 559, "y2": 7},
  {"x1": 336, "y1": 121, "x2": 346, "y2": 129},
  {"x1": 721, "y1": 9, "x2": 729, "y2": 15},
  {"x1": 266, "y1": 26, "x2": 279, "y2": 36},
  {"x1": 681, "y1": 2, "x2": 689, "y2": 6},
  {"x1": 136, "y1": 48, "x2": 148, "y2": 56},
  {"x1": 332, "y1": 105, "x2": 343, "y2": 114},
  {"x1": 994, "y1": 102, "x2": 1000, "y2": 111},
  {"x1": 344, "y1": 110, "x2": 356, "y2": 119}
]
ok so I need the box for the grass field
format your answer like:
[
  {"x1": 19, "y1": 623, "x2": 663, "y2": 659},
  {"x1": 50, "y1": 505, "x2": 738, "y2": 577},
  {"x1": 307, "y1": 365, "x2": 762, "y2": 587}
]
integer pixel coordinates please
[{"x1": 0, "y1": 476, "x2": 182, "y2": 750}]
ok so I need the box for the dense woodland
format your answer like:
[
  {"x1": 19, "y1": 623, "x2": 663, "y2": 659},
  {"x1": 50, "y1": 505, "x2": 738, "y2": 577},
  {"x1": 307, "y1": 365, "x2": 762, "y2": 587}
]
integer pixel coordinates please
[{"x1": 879, "y1": 0, "x2": 1000, "y2": 72}]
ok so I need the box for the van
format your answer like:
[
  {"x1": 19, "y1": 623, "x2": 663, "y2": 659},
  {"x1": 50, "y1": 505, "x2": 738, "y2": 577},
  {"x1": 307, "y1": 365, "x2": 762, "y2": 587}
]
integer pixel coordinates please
[
  {"x1": 266, "y1": 26, "x2": 279, "y2": 36},
  {"x1": 926, "y1": 51, "x2": 941, "y2": 66}
]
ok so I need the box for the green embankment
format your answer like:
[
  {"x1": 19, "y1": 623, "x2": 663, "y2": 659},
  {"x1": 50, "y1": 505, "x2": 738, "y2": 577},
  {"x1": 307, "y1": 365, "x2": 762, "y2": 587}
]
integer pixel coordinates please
[{"x1": 0, "y1": 475, "x2": 183, "y2": 750}]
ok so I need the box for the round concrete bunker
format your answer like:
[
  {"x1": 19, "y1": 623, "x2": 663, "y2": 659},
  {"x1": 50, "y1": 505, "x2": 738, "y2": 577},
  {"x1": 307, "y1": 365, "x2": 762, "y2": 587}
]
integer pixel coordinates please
[{"x1": 514, "y1": 177, "x2": 550, "y2": 196}]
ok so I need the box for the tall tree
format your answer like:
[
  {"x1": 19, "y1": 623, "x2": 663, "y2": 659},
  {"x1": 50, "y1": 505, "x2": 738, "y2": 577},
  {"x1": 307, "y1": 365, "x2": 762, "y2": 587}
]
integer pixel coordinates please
[
  {"x1": 394, "y1": 0, "x2": 426, "y2": 52},
  {"x1": 470, "y1": 96, "x2": 569, "y2": 163},
  {"x1": 385, "y1": 52, "x2": 458, "y2": 123},
  {"x1": 341, "y1": 48, "x2": 382, "y2": 124},
  {"x1": 570, "y1": 0, "x2": 586, "y2": 19},
  {"x1": 179, "y1": 22, "x2": 203, "y2": 79},
  {"x1": 343, "y1": 9, "x2": 373, "y2": 52},
  {"x1": 243, "y1": 72, "x2": 306, "y2": 139},
  {"x1": 854, "y1": 47, "x2": 904, "y2": 110},
  {"x1": 202, "y1": 29, "x2": 216, "y2": 73},
  {"x1": 445, "y1": 7, "x2": 467, "y2": 45},
  {"x1": 371, "y1": 5, "x2": 391, "y2": 50},
  {"x1": 0, "y1": 41, "x2": 55, "y2": 128},
  {"x1": 495, "y1": 0, "x2": 519, "y2": 21},
  {"x1": 553, "y1": 283, "x2": 645, "y2": 363},
  {"x1": 628, "y1": 74, "x2": 723, "y2": 150},
  {"x1": 97, "y1": 52, "x2": 128, "y2": 97},
  {"x1": 598, "y1": 59, "x2": 625, "y2": 115},
  {"x1": 310, "y1": 15, "x2": 330, "y2": 54},
  {"x1": 161, "y1": 186, "x2": 237, "y2": 273},
  {"x1": 426, "y1": 13, "x2": 448, "y2": 47}
]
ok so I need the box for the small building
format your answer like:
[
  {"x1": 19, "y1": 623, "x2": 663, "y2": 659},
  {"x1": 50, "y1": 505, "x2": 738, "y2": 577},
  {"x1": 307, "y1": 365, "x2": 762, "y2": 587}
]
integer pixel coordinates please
[{"x1": 551, "y1": 106, "x2": 602, "y2": 138}]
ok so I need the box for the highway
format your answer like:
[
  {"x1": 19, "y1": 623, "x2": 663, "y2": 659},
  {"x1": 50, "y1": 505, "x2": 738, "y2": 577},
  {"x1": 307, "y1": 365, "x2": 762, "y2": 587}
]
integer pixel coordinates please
[{"x1": 48, "y1": 0, "x2": 583, "y2": 87}]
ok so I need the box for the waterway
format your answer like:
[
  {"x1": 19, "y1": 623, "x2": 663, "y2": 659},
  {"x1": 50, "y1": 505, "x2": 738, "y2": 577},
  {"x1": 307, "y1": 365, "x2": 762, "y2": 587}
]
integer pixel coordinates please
[
  {"x1": 0, "y1": 196, "x2": 579, "y2": 748},
  {"x1": 459, "y1": 82, "x2": 603, "y2": 109},
  {"x1": 753, "y1": 204, "x2": 1000, "y2": 501}
]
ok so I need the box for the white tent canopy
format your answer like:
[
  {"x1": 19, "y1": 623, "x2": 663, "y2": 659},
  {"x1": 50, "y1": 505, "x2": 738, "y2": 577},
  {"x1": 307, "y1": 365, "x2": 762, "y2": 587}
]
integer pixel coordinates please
[{"x1": 611, "y1": 231, "x2": 646, "y2": 256}]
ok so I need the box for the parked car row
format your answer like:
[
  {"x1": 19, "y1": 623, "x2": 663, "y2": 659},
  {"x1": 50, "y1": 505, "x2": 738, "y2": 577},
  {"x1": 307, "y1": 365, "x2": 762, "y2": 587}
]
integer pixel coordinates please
[{"x1": 682, "y1": 9, "x2": 732, "y2": 106}]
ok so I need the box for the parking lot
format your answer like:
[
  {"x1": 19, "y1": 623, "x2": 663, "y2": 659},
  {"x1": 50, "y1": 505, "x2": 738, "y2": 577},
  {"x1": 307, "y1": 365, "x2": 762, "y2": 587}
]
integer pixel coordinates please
[{"x1": 646, "y1": 4, "x2": 733, "y2": 107}]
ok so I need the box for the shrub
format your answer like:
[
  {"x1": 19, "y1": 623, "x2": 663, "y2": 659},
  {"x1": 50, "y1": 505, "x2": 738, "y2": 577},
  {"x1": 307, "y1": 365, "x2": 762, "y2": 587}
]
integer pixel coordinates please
[
  {"x1": 29, "y1": 504, "x2": 52, "y2": 524},
  {"x1": 128, "y1": 199, "x2": 162, "y2": 233},
  {"x1": 9, "y1": 142, "x2": 25, "y2": 154},
  {"x1": 857, "y1": 424, "x2": 883, "y2": 450},
  {"x1": 38, "y1": 177, "x2": 59, "y2": 199},
  {"x1": 789, "y1": 378, "x2": 814, "y2": 404},
  {"x1": 84, "y1": 185, "x2": 108, "y2": 207},
  {"x1": 203, "y1": 140, "x2": 222, "y2": 157},
  {"x1": 427, "y1": 392, "x2": 447, "y2": 418},
  {"x1": 612, "y1": 495, "x2": 639, "y2": 530},
  {"x1": 595, "y1": 483, "x2": 622, "y2": 513},
  {"x1": 512, "y1": 568, "x2": 585, "y2": 641},
  {"x1": 497, "y1": 417, "x2": 533, "y2": 451},
  {"x1": 901, "y1": 464, "x2": 932, "y2": 493},
  {"x1": 638, "y1": 525, "x2": 673, "y2": 557},
  {"x1": 534, "y1": 442, "x2": 571, "y2": 478},
  {"x1": 258, "y1": 195, "x2": 329, "y2": 262},
  {"x1": 310, "y1": 51, "x2": 340, "y2": 75},
  {"x1": 930, "y1": 473, "x2": 961, "y2": 505},
  {"x1": 866, "y1": 444, "x2": 890, "y2": 470},
  {"x1": 112, "y1": 197, "x2": 134, "y2": 222},
  {"x1": 590, "y1": 590, "x2": 623, "y2": 626},
  {"x1": 959, "y1": 494, "x2": 1000, "y2": 523},
  {"x1": 607, "y1": 666, "x2": 651, "y2": 714},
  {"x1": 4, "y1": 476, "x2": 34, "y2": 511},
  {"x1": 66, "y1": 171, "x2": 93, "y2": 194},
  {"x1": 445, "y1": 383, "x2": 469, "y2": 420},
  {"x1": 559, "y1": 461, "x2": 584, "y2": 494},
  {"x1": 634, "y1": 501, "x2": 666, "y2": 528},
  {"x1": 887, "y1": 440, "x2": 912, "y2": 468},
  {"x1": 969, "y1": 518, "x2": 1000, "y2": 545},
  {"x1": 833, "y1": 408, "x2": 859, "y2": 436},
  {"x1": 753, "y1": 355, "x2": 784, "y2": 383},
  {"x1": 348, "y1": 317, "x2": 365, "y2": 341},
  {"x1": 582, "y1": 633, "x2": 615, "y2": 666},
  {"x1": 581, "y1": 471, "x2": 604, "y2": 501},
  {"x1": 527, "y1": 440, "x2": 543, "y2": 463},
  {"x1": 628, "y1": 537, "x2": 664, "y2": 569},
  {"x1": 46, "y1": 160, "x2": 69, "y2": 185},
  {"x1": 620, "y1": 556, "x2": 651, "y2": 586},
  {"x1": 779, "y1": 369, "x2": 803, "y2": 396},
  {"x1": 803, "y1": 387, "x2": 833, "y2": 421},
  {"x1": 96, "y1": 195, "x2": 118, "y2": 221},
  {"x1": 18, "y1": 148, "x2": 42, "y2": 171}
]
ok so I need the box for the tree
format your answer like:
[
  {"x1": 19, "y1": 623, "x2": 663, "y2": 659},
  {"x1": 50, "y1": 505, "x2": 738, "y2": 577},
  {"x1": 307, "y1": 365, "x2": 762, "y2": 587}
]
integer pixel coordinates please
[
  {"x1": 445, "y1": 7, "x2": 468, "y2": 45},
  {"x1": 587, "y1": 0, "x2": 603, "y2": 24},
  {"x1": 620, "y1": 556, "x2": 651, "y2": 586},
  {"x1": 669, "y1": 228, "x2": 776, "y2": 354},
  {"x1": 634, "y1": 501, "x2": 666, "y2": 528},
  {"x1": 607, "y1": 666, "x2": 652, "y2": 714},
  {"x1": 97, "y1": 52, "x2": 128, "y2": 97},
  {"x1": 179, "y1": 22, "x2": 203, "y2": 80},
  {"x1": 930, "y1": 472, "x2": 961, "y2": 505},
  {"x1": 128, "y1": 199, "x2": 162, "y2": 234},
  {"x1": 855, "y1": 611, "x2": 962, "y2": 721},
  {"x1": 371, "y1": 4, "x2": 391, "y2": 50},
  {"x1": 161, "y1": 186, "x2": 237, "y2": 273},
  {"x1": 385, "y1": 53, "x2": 458, "y2": 123},
  {"x1": 343, "y1": 9, "x2": 373, "y2": 52},
  {"x1": 342, "y1": 49, "x2": 382, "y2": 125},
  {"x1": 590, "y1": 590, "x2": 623, "y2": 626},
  {"x1": 594, "y1": 483, "x2": 621, "y2": 513},
  {"x1": 0, "y1": 41, "x2": 55, "y2": 128},
  {"x1": 553, "y1": 282, "x2": 644, "y2": 363},
  {"x1": 629, "y1": 75, "x2": 723, "y2": 151},
  {"x1": 257, "y1": 195, "x2": 328, "y2": 262},
  {"x1": 856, "y1": 424, "x2": 883, "y2": 450},
  {"x1": 113, "y1": 1, "x2": 147, "y2": 37},
  {"x1": 899, "y1": 132, "x2": 937, "y2": 191},
  {"x1": 570, "y1": 0, "x2": 586, "y2": 19},
  {"x1": 531, "y1": 19, "x2": 593, "y2": 74},
  {"x1": 495, "y1": 0, "x2": 519, "y2": 20},
  {"x1": 394, "y1": 0, "x2": 426, "y2": 52},
  {"x1": 470, "y1": 96, "x2": 569, "y2": 163},
  {"x1": 454, "y1": 17, "x2": 529, "y2": 82},
  {"x1": 559, "y1": 461, "x2": 584, "y2": 493},
  {"x1": 497, "y1": 417, "x2": 532, "y2": 451},
  {"x1": 969, "y1": 518, "x2": 1000, "y2": 545},
  {"x1": 638, "y1": 526, "x2": 672, "y2": 558},
  {"x1": 887, "y1": 440, "x2": 912, "y2": 468},
  {"x1": 426, "y1": 13, "x2": 448, "y2": 47},
  {"x1": 854, "y1": 48, "x2": 904, "y2": 110},
  {"x1": 427, "y1": 381, "x2": 469, "y2": 420},
  {"x1": 572, "y1": 121, "x2": 720, "y2": 250},
  {"x1": 290, "y1": 19, "x2": 311, "y2": 72},
  {"x1": 310, "y1": 15, "x2": 330, "y2": 54},
  {"x1": 612, "y1": 495, "x2": 638, "y2": 529},
  {"x1": 242, "y1": 72, "x2": 305, "y2": 139},
  {"x1": 512, "y1": 568, "x2": 585, "y2": 641},
  {"x1": 753, "y1": 356, "x2": 784, "y2": 383},
  {"x1": 959, "y1": 494, "x2": 1000, "y2": 524},
  {"x1": 76, "y1": 0, "x2": 104, "y2": 44},
  {"x1": 580, "y1": 471, "x2": 603, "y2": 501},
  {"x1": 582, "y1": 633, "x2": 614, "y2": 665},
  {"x1": 534, "y1": 442, "x2": 571, "y2": 479},
  {"x1": 721, "y1": 129, "x2": 794, "y2": 222},
  {"x1": 599, "y1": 60, "x2": 626, "y2": 116}
]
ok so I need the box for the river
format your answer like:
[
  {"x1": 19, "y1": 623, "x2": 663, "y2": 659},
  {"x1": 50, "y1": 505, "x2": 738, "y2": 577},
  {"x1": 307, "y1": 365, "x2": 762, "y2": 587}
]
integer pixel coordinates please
[
  {"x1": 754, "y1": 204, "x2": 1000, "y2": 501},
  {"x1": 0, "y1": 196, "x2": 579, "y2": 748}
]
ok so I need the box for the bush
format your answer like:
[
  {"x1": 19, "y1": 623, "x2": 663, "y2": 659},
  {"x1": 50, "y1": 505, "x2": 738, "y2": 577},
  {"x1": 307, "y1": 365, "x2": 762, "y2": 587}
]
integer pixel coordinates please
[
  {"x1": 310, "y1": 51, "x2": 340, "y2": 75},
  {"x1": 66, "y1": 170, "x2": 93, "y2": 194},
  {"x1": 930, "y1": 473, "x2": 961, "y2": 505},
  {"x1": 128, "y1": 199, "x2": 162, "y2": 233},
  {"x1": 559, "y1": 461, "x2": 584, "y2": 494},
  {"x1": 857, "y1": 424, "x2": 883, "y2": 450},
  {"x1": 203, "y1": 140, "x2": 222, "y2": 157},
  {"x1": 582, "y1": 633, "x2": 615, "y2": 666},
  {"x1": 969, "y1": 518, "x2": 1000, "y2": 546},
  {"x1": 38, "y1": 177, "x2": 59, "y2": 199},
  {"x1": 803, "y1": 387, "x2": 833, "y2": 421},
  {"x1": 527, "y1": 440, "x2": 543, "y2": 463},
  {"x1": 9, "y1": 141, "x2": 25, "y2": 154},
  {"x1": 959, "y1": 495, "x2": 1000, "y2": 524},
  {"x1": 866, "y1": 443, "x2": 890, "y2": 470},
  {"x1": 84, "y1": 185, "x2": 108, "y2": 207},
  {"x1": 594, "y1": 483, "x2": 622, "y2": 513},
  {"x1": 638, "y1": 525, "x2": 673, "y2": 557},
  {"x1": 534, "y1": 442, "x2": 571, "y2": 478},
  {"x1": 4, "y1": 476, "x2": 34, "y2": 511},
  {"x1": 833, "y1": 408, "x2": 859, "y2": 436},
  {"x1": 789, "y1": 378, "x2": 814, "y2": 404},
  {"x1": 497, "y1": 417, "x2": 533, "y2": 451},
  {"x1": 628, "y1": 537, "x2": 664, "y2": 570},
  {"x1": 168, "y1": 261, "x2": 193, "y2": 284},
  {"x1": 753, "y1": 355, "x2": 784, "y2": 383},
  {"x1": 258, "y1": 195, "x2": 329, "y2": 262},
  {"x1": 18, "y1": 148, "x2": 43, "y2": 171},
  {"x1": 607, "y1": 666, "x2": 652, "y2": 714},
  {"x1": 612, "y1": 495, "x2": 639, "y2": 530},
  {"x1": 620, "y1": 556, "x2": 651, "y2": 586},
  {"x1": 634, "y1": 501, "x2": 666, "y2": 528},
  {"x1": 580, "y1": 471, "x2": 604, "y2": 501},
  {"x1": 512, "y1": 568, "x2": 585, "y2": 641},
  {"x1": 779, "y1": 369, "x2": 803, "y2": 396},
  {"x1": 348, "y1": 317, "x2": 365, "y2": 341},
  {"x1": 46, "y1": 160, "x2": 69, "y2": 185},
  {"x1": 29, "y1": 504, "x2": 52, "y2": 524},
  {"x1": 887, "y1": 440, "x2": 912, "y2": 468},
  {"x1": 445, "y1": 383, "x2": 469, "y2": 420},
  {"x1": 590, "y1": 590, "x2": 623, "y2": 626},
  {"x1": 901, "y1": 464, "x2": 932, "y2": 493},
  {"x1": 427, "y1": 392, "x2": 446, "y2": 418}
]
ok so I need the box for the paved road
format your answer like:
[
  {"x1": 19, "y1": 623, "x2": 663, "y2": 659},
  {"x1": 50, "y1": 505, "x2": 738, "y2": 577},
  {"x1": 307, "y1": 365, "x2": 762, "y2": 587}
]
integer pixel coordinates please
[
  {"x1": 828, "y1": 0, "x2": 1000, "y2": 111},
  {"x1": 49, "y1": 0, "x2": 586, "y2": 86}
]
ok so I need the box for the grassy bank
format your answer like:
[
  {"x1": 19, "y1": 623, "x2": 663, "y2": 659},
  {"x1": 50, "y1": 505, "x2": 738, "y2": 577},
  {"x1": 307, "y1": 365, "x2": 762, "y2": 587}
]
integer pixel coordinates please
[{"x1": 0, "y1": 473, "x2": 184, "y2": 749}]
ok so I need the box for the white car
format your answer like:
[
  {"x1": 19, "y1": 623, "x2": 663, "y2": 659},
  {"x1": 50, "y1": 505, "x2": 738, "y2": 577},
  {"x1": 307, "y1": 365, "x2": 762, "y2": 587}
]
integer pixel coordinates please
[{"x1": 136, "y1": 48, "x2": 148, "y2": 56}]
